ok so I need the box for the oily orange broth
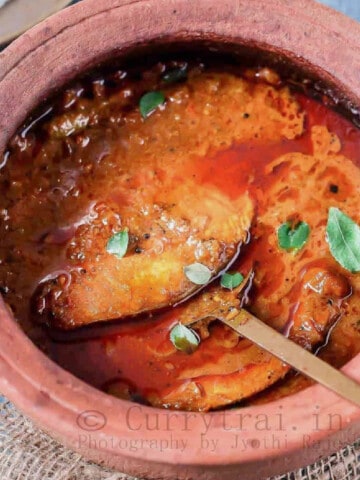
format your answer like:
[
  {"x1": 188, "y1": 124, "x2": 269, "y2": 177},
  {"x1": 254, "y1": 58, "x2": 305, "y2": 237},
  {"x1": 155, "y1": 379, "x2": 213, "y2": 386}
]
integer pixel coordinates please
[
  {"x1": 2, "y1": 60, "x2": 360, "y2": 408},
  {"x1": 46, "y1": 95, "x2": 360, "y2": 403}
]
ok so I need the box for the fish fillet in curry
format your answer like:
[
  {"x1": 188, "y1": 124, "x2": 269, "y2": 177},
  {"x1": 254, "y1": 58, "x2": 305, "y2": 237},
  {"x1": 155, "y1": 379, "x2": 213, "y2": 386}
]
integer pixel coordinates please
[{"x1": 35, "y1": 183, "x2": 254, "y2": 328}]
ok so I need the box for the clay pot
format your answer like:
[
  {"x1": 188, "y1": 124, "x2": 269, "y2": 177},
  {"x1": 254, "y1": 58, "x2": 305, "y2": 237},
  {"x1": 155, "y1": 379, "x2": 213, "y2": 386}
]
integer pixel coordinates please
[{"x1": 0, "y1": 1, "x2": 360, "y2": 479}]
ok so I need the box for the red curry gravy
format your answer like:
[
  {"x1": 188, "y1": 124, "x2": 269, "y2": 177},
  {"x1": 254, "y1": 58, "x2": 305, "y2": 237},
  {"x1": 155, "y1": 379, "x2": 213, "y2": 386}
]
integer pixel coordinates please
[{"x1": 1, "y1": 59, "x2": 360, "y2": 411}]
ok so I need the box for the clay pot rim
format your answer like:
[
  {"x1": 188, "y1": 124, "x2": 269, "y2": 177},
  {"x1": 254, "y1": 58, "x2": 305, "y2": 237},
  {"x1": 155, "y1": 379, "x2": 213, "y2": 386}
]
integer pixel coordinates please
[{"x1": 0, "y1": 0, "x2": 360, "y2": 476}]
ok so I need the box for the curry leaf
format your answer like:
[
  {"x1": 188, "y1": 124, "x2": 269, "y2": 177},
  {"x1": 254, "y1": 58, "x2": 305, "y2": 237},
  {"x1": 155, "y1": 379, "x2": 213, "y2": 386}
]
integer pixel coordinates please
[
  {"x1": 278, "y1": 221, "x2": 310, "y2": 252},
  {"x1": 139, "y1": 91, "x2": 165, "y2": 118},
  {"x1": 170, "y1": 323, "x2": 200, "y2": 354},
  {"x1": 106, "y1": 230, "x2": 129, "y2": 259},
  {"x1": 163, "y1": 66, "x2": 188, "y2": 84},
  {"x1": 220, "y1": 272, "x2": 244, "y2": 290},
  {"x1": 184, "y1": 263, "x2": 212, "y2": 285},
  {"x1": 326, "y1": 207, "x2": 360, "y2": 273}
]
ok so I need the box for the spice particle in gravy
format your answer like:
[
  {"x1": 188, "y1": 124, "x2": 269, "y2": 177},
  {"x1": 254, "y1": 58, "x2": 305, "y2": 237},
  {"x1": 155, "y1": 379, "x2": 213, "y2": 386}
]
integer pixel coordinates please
[{"x1": 1, "y1": 59, "x2": 360, "y2": 411}]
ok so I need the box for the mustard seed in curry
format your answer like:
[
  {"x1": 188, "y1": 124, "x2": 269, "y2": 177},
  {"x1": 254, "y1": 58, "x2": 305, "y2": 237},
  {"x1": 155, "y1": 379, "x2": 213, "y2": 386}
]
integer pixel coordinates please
[{"x1": 1, "y1": 58, "x2": 360, "y2": 411}]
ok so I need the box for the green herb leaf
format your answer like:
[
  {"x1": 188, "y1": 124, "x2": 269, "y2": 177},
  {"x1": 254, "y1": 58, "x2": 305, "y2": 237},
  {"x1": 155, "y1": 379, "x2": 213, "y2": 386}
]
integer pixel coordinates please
[
  {"x1": 184, "y1": 263, "x2": 212, "y2": 285},
  {"x1": 326, "y1": 207, "x2": 360, "y2": 273},
  {"x1": 106, "y1": 230, "x2": 129, "y2": 259},
  {"x1": 162, "y1": 66, "x2": 188, "y2": 84},
  {"x1": 170, "y1": 323, "x2": 200, "y2": 354},
  {"x1": 220, "y1": 272, "x2": 244, "y2": 290},
  {"x1": 278, "y1": 221, "x2": 310, "y2": 251},
  {"x1": 139, "y1": 91, "x2": 165, "y2": 118}
]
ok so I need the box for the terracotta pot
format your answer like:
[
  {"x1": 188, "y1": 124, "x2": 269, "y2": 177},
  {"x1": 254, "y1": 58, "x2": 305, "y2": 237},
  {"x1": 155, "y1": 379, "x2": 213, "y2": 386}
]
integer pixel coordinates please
[{"x1": 1, "y1": 1, "x2": 360, "y2": 478}]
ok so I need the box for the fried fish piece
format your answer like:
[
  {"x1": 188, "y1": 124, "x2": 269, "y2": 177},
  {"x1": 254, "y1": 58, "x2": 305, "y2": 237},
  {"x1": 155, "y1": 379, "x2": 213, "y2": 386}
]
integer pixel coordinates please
[
  {"x1": 34, "y1": 181, "x2": 253, "y2": 329},
  {"x1": 146, "y1": 266, "x2": 350, "y2": 411}
]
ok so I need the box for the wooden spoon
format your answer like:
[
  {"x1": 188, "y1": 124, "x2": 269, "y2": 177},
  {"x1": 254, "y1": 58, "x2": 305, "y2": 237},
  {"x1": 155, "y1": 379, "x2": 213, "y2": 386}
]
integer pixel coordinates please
[{"x1": 220, "y1": 308, "x2": 360, "y2": 407}]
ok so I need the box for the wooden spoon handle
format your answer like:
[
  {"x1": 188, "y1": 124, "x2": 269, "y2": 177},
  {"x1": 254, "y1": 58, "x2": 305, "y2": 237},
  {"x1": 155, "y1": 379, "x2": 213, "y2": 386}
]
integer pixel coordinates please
[{"x1": 221, "y1": 309, "x2": 360, "y2": 407}]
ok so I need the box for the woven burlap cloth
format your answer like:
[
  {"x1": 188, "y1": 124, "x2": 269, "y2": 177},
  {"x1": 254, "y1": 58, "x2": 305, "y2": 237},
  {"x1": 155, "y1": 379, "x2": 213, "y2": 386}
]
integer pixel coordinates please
[{"x1": 0, "y1": 397, "x2": 359, "y2": 480}]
